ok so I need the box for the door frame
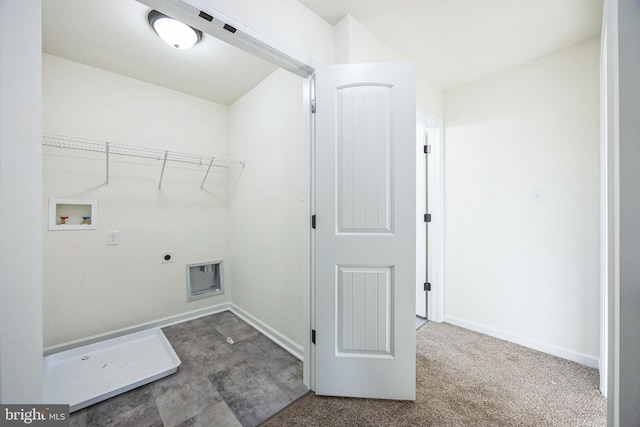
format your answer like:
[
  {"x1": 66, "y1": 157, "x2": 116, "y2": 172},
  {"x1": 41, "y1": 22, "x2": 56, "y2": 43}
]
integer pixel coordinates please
[{"x1": 417, "y1": 107, "x2": 445, "y2": 323}]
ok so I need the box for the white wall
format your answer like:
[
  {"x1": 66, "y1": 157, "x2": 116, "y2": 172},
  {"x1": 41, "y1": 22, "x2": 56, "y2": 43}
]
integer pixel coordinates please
[
  {"x1": 228, "y1": 69, "x2": 306, "y2": 348},
  {"x1": 42, "y1": 54, "x2": 232, "y2": 346},
  {"x1": 0, "y1": 0, "x2": 44, "y2": 403},
  {"x1": 333, "y1": 15, "x2": 443, "y2": 117},
  {"x1": 443, "y1": 39, "x2": 601, "y2": 366},
  {"x1": 334, "y1": 15, "x2": 403, "y2": 64}
]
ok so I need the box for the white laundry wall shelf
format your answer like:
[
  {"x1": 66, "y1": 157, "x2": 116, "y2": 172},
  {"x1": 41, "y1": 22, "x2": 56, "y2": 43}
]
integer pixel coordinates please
[{"x1": 42, "y1": 133, "x2": 245, "y2": 189}]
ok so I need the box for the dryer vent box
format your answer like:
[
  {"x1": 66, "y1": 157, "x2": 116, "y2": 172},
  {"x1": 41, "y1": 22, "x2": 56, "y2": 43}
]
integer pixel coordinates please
[{"x1": 186, "y1": 260, "x2": 223, "y2": 301}]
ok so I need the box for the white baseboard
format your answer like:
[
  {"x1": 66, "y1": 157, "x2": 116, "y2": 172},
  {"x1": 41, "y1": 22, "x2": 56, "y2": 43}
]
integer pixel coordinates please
[
  {"x1": 43, "y1": 303, "x2": 304, "y2": 363},
  {"x1": 43, "y1": 303, "x2": 231, "y2": 356},
  {"x1": 229, "y1": 303, "x2": 304, "y2": 361},
  {"x1": 444, "y1": 315, "x2": 599, "y2": 369}
]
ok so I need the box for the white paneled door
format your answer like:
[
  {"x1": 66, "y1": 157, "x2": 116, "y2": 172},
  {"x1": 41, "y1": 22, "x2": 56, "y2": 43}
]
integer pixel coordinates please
[{"x1": 314, "y1": 62, "x2": 417, "y2": 400}]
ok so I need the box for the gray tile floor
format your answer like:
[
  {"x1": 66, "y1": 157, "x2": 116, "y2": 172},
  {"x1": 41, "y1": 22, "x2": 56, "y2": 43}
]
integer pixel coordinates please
[{"x1": 69, "y1": 311, "x2": 308, "y2": 427}]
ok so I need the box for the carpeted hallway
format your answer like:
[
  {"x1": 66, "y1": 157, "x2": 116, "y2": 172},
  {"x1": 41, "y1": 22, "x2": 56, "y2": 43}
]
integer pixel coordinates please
[{"x1": 263, "y1": 322, "x2": 606, "y2": 426}]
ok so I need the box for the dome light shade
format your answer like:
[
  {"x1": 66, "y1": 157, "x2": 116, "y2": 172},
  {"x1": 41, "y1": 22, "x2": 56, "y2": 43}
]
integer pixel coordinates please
[{"x1": 148, "y1": 10, "x2": 202, "y2": 49}]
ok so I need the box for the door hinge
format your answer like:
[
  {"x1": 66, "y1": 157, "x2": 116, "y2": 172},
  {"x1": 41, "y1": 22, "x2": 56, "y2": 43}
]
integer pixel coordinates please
[
  {"x1": 311, "y1": 329, "x2": 316, "y2": 344},
  {"x1": 311, "y1": 215, "x2": 316, "y2": 229},
  {"x1": 311, "y1": 98, "x2": 316, "y2": 114},
  {"x1": 424, "y1": 213, "x2": 431, "y2": 223},
  {"x1": 424, "y1": 145, "x2": 431, "y2": 154},
  {"x1": 424, "y1": 282, "x2": 431, "y2": 291}
]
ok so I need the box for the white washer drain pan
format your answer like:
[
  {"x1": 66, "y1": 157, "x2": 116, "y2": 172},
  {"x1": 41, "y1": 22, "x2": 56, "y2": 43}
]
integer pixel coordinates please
[{"x1": 44, "y1": 328, "x2": 181, "y2": 412}]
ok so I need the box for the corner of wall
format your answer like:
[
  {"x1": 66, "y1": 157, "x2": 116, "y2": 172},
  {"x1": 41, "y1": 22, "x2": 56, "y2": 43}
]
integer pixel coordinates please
[
  {"x1": 333, "y1": 15, "x2": 350, "y2": 64},
  {"x1": 330, "y1": 14, "x2": 444, "y2": 116},
  {"x1": 417, "y1": 73, "x2": 444, "y2": 118},
  {"x1": 339, "y1": 15, "x2": 403, "y2": 64}
]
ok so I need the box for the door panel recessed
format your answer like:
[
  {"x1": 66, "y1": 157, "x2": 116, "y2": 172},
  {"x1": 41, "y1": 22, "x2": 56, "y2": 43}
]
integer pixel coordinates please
[
  {"x1": 336, "y1": 85, "x2": 393, "y2": 234},
  {"x1": 336, "y1": 265, "x2": 394, "y2": 357}
]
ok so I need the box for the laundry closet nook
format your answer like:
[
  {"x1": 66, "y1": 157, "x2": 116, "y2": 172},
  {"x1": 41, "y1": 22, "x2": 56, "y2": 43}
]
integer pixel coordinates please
[{"x1": 41, "y1": 0, "x2": 308, "y2": 364}]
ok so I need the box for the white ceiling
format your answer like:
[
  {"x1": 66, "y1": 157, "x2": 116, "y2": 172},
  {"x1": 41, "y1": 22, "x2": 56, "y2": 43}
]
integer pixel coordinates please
[
  {"x1": 297, "y1": 0, "x2": 603, "y2": 89},
  {"x1": 43, "y1": 0, "x2": 603, "y2": 104},
  {"x1": 42, "y1": 0, "x2": 278, "y2": 106}
]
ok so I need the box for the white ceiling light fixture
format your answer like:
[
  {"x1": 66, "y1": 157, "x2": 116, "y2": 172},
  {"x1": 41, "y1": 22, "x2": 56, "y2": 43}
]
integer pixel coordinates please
[{"x1": 148, "y1": 10, "x2": 202, "y2": 50}]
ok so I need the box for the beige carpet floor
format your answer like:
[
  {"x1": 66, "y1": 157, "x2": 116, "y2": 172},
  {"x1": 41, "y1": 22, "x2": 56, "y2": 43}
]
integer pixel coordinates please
[{"x1": 262, "y1": 322, "x2": 606, "y2": 426}]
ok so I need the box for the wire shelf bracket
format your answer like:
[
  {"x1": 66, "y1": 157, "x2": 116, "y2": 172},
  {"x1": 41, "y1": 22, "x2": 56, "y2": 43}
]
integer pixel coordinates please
[{"x1": 42, "y1": 133, "x2": 245, "y2": 189}]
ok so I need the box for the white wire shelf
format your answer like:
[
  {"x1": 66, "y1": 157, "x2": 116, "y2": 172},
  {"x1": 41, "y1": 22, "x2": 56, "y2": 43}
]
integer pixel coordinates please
[{"x1": 42, "y1": 133, "x2": 245, "y2": 189}]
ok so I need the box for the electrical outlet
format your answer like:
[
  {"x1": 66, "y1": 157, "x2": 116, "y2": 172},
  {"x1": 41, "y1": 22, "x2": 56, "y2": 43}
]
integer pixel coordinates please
[
  {"x1": 161, "y1": 251, "x2": 174, "y2": 264},
  {"x1": 107, "y1": 231, "x2": 119, "y2": 246}
]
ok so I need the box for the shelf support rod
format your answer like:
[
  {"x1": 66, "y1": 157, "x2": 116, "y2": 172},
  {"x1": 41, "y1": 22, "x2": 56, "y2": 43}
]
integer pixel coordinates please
[
  {"x1": 105, "y1": 142, "x2": 110, "y2": 186},
  {"x1": 158, "y1": 151, "x2": 168, "y2": 189},
  {"x1": 200, "y1": 158, "x2": 215, "y2": 190}
]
